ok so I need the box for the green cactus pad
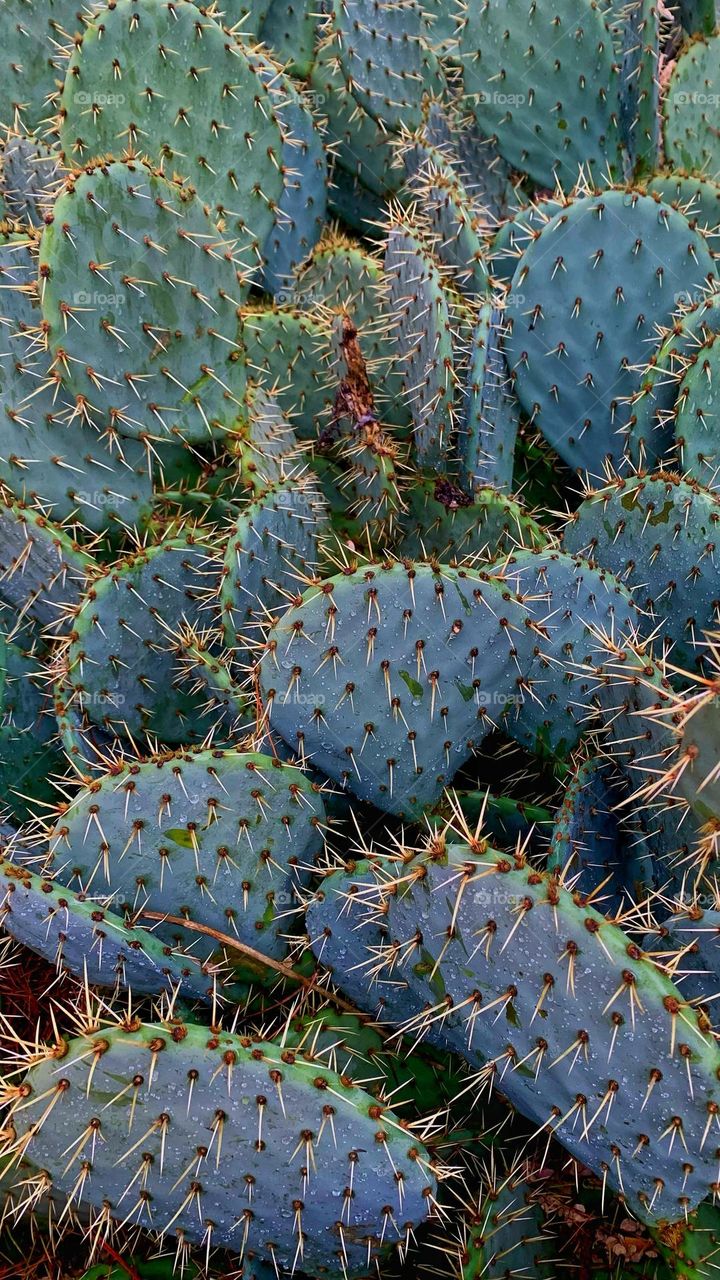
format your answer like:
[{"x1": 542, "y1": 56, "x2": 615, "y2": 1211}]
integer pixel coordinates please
[
  {"x1": 327, "y1": 0, "x2": 448, "y2": 134},
  {"x1": 0, "y1": 499, "x2": 92, "y2": 628},
  {"x1": 261, "y1": 552, "x2": 639, "y2": 816},
  {"x1": 0, "y1": 0, "x2": 88, "y2": 134},
  {"x1": 0, "y1": 855, "x2": 216, "y2": 1001},
  {"x1": 220, "y1": 473, "x2": 327, "y2": 649},
  {"x1": 675, "y1": 331, "x2": 720, "y2": 490},
  {"x1": 663, "y1": 33, "x2": 720, "y2": 178},
  {"x1": 627, "y1": 289, "x2": 720, "y2": 470},
  {"x1": 505, "y1": 189, "x2": 716, "y2": 473},
  {"x1": 39, "y1": 161, "x2": 247, "y2": 445},
  {"x1": 395, "y1": 476, "x2": 547, "y2": 564},
  {"x1": 64, "y1": 534, "x2": 217, "y2": 744},
  {"x1": 564, "y1": 471, "x2": 720, "y2": 668},
  {"x1": 447, "y1": 1170, "x2": 558, "y2": 1280},
  {"x1": 312, "y1": 840, "x2": 720, "y2": 1222},
  {"x1": 384, "y1": 225, "x2": 458, "y2": 469},
  {"x1": 655, "y1": 1200, "x2": 720, "y2": 1279},
  {"x1": 58, "y1": 0, "x2": 285, "y2": 271},
  {"x1": 47, "y1": 747, "x2": 325, "y2": 961},
  {"x1": 457, "y1": 0, "x2": 624, "y2": 189},
  {"x1": 458, "y1": 302, "x2": 520, "y2": 493},
  {"x1": 9, "y1": 1018, "x2": 436, "y2": 1268},
  {"x1": 241, "y1": 306, "x2": 333, "y2": 441}
]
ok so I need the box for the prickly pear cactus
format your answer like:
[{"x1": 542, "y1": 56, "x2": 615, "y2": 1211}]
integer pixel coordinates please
[
  {"x1": 45, "y1": 748, "x2": 325, "y2": 959},
  {"x1": 5, "y1": 1018, "x2": 437, "y2": 1271},
  {"x1": 39, "y1": 161, "x2": 247, "y2": 443},
  {"x1": 1, "y1": 0, "x2": 720, "y2": 1274}
]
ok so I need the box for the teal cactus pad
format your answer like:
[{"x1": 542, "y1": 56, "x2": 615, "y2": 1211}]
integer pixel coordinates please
[
  {"x1": 0, "y1": 342, "x2": 155, "y2": 533},
  {"x1": 247, "y1": 50, "x2": 328, "y2": 296},
  {"x1": 0, "y1": 855, "x2": 215, "y2": 1001},
  {"x1": 47, "y1": 748, "x2": 325, "y2": 961},
  {"x1": 241, "y1": 306, "x2": 333, "y2": 441},
  {"x1": 505, "y1": 189, "x2": 716, "y2": 473},
  {"x1": 663, "y1": 33, "x2": 720, "y2": 178},
  {"x1": 490, "y1": 196, "x2": 565, "y2": 290},
  {"x1": 261, "y1": 552, "x2": 639, "y2": 816},
  {"x1": 0, "y1": 131, "x2": 59, "y2": 228},
  {"x1": 457, "y1": 0, "x2": 624, "y2": 189},
  {"x1": 384, "y1": 225, "x2": 458, "y2": 468},
  {"x1": 675, "y1": 331, "x2": 720, "y2": 490},
  {"x1": 262, "y1": 560, "x2": 527, "y2": 816},
  {"x1": 546, "y1": 756, "x2": 628, "y2": 915},
  {"x1": 260, "y1": 0, "x2": 320, "y2": 78},
  {"x1": 39, "y1": 161, "x2": 247, "y2": 445},
  {"x1": 395, "y1": 476, "x2": 547, "y2": 564},
  {"x1": 564, "y1": 471, "x2": 720, "y2": 668},
  {"x1": 327, "y1": 161, "x2": 386, "y2": 235},
  {"x1": 220, "y1": 473, "x2": 327, "y2": 648},
  {"x1": 294, "y1": 238, "x2": 410, "y2": 430},
  {"x1": 402, "y1": 142, "x2": 489, "y2": 300},
  {"x1": 0, "y1": 639, "x2": 65, "y2": 822},
  {"x1": 64, "y1": 534, "x2": 217, "y2": 744},
  {"x1": 231, "y1": 385, "x2": 304, "y2": 493},
  {"x1": 305, "y1": 859, "x2": 457, "y2": 1048},
  {"x1": 417, "y1": 100, "x2": 516, "y2": 229},
  {"x1": 9, "y1": 1019, "x2": 436, "y2": 1268},
  {"x1": 311, "y1": 841, "x2": 720, "y2": 1222},
  {"x1": 327, "y1": 0, "x2": 448, "y2": 133},
  {"x1": 617, "y1": 0, "x2": 661, "y2": 177},
  {"x1": 458, "y1": 302, "x2": 520, "y2": 493},
  {"x1": 0, "y1": 499, "x2": 92, "y2": 628},
  {"x1": 58, "y1": 0, "x2": 285, "y2": 271},
  {"x1": 309, "y1": 44, "x2": 405, "y2": 201},
  {"x1": 627, "y1": 289, "x2": 720, "y2": 470},
  {"x1": 656, "y1": 907, "x2": 720, "y2": 1024},
  {"x1": 0, "y1": 234, "x2": 38, "y2": 334},
  {"x1": 0, "y1": 0, "x2": 88, "y2": 134},
  {"x1": 644, "y1": 172, "x2": 720, "y2": 247}
]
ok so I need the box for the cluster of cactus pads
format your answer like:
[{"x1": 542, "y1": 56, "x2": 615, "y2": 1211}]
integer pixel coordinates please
[{"x1": 6, "y1": 1, "x2": 720, "y2": 1278}]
